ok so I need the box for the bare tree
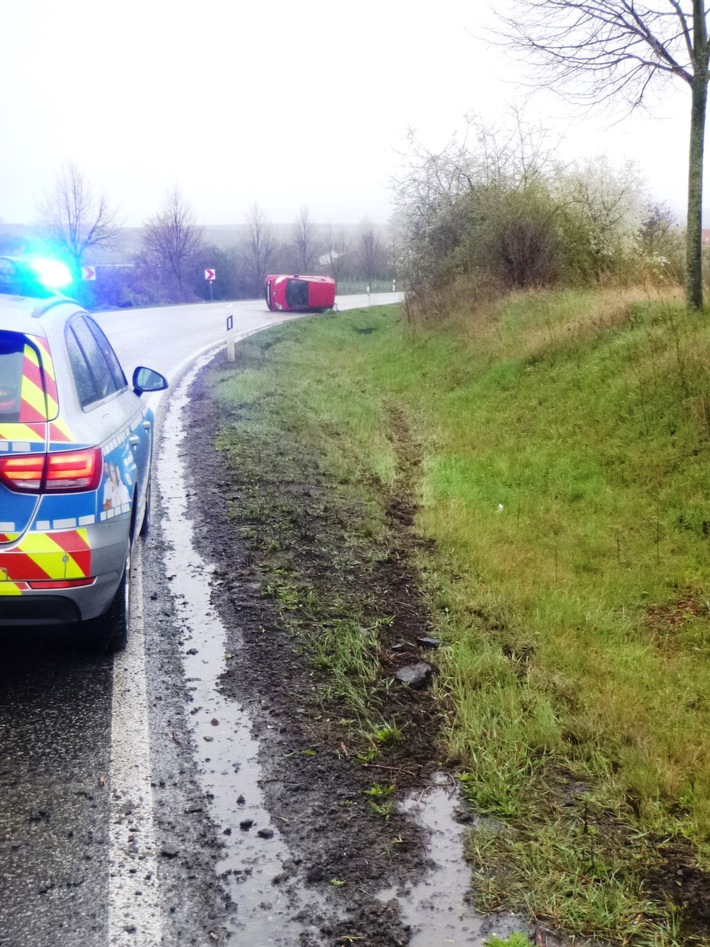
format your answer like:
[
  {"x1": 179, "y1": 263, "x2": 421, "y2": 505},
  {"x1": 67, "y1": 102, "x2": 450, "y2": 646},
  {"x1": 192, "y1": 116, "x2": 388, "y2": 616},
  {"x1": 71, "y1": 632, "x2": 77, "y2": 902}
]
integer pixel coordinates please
[
  {"x1": 242, "y1": 203, "x2": 277, "y2": 296},
  {"x1": 356, "y1": 219, "x2": 386, "y2": 288},
  {"x1": 498, "y1": 1, "x2": 710, "y2": 309},
  {"x1": 36, "y1": 163, "x2": 121, "y2": 273},
  {"x1": 639, "y1": 200, "x2": 676, "y2": 255},
  {"x1": 323, "y1": 225, "x2": 351, "y2": 283},
  {"x1": 292, "y1": 206, "x2": 320, "y2": 273},
  {"x1": 141, "y1": 186, "x2": 203, "y2": 301}
]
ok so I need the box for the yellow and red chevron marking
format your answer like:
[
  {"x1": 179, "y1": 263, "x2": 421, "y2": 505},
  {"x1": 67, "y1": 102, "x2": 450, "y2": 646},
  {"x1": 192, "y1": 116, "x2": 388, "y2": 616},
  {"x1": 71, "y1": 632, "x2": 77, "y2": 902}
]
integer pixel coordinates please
[
  {"x1": 0, "y1": 421, "x2": 45, "y2": 443},
  {"x1": 0, "y1": 534, "x2": 20, "y2": 543},
  {"x1": 0, "y1": 529, "x2": 91, "y2": 582},
  {"x1": 33, "y1": 337, "x2": 59, "y2": 419},
  {"x1": 0, "y1": 580, "x2": 28, "y2": 597},
  {"x1": 19, "y1": 342, "x2": 49, "y2": 424},
  {"x1": 49, "y1": 418, "x2": 73, "y2": 443}
]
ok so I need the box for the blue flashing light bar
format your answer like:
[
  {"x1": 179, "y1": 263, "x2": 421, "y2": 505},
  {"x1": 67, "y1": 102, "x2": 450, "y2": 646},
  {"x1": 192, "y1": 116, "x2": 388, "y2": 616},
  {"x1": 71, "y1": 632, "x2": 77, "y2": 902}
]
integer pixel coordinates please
[{"x1": 30, "y1": 258, "x2": 73, "y2": 290}]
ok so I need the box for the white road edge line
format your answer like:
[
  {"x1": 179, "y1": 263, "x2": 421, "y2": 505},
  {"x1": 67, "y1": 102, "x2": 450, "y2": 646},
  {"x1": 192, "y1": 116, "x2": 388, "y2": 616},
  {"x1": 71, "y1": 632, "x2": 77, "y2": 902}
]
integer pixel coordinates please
[{"x1": 108, "y1": 546, "x2": 162, "y2": 946}]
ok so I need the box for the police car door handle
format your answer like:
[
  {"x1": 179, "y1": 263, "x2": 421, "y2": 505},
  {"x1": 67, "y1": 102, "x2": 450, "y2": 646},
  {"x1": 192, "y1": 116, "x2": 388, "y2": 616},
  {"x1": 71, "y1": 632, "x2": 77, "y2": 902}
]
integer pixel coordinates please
[{"x1": 129, "y1": 435, "x2": 140, "y2": 446}]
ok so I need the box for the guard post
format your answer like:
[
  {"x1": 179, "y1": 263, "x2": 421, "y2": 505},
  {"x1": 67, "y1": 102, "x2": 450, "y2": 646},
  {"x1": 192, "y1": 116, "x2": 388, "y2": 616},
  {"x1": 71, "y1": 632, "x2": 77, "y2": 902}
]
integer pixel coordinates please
[{"x1": 226, "y1": 309, "x2": 235, "y2": 362}]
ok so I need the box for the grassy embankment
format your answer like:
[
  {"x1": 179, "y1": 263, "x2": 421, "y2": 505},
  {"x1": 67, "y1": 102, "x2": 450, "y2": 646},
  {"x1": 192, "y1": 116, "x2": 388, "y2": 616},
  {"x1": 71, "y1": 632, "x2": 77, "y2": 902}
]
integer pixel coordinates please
[{"x1": 209, "y1": 289, "x2": 710, "y2": 946}]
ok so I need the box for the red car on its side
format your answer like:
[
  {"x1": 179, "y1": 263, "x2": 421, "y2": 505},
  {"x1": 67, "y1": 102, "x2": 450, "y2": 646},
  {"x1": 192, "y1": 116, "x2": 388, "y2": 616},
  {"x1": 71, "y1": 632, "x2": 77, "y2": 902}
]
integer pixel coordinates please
[{"x1": 264, "y1": 274, "x2": 336, "y2": 313}]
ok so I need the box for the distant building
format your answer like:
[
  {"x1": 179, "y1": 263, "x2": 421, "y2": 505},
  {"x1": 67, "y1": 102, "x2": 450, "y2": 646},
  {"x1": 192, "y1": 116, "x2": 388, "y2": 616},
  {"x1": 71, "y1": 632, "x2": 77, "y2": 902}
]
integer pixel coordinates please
[{"x1": 318, "y1": 249, "x2": 345, "y2": 268}]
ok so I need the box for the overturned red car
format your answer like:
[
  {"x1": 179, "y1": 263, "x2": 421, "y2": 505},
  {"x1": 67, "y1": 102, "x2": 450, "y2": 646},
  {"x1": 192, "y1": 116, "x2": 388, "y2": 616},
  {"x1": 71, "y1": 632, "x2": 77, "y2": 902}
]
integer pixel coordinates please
[{"x1": 264, "y1": 274, "x2": 336, "y2": 312}]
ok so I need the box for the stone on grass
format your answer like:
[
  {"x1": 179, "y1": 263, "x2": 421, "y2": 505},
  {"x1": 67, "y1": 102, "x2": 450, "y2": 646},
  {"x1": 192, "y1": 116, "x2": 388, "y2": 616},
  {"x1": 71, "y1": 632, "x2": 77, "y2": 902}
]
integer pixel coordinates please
[{"x1": 395, "y1": 663, "x2": 433, "y2": 689}]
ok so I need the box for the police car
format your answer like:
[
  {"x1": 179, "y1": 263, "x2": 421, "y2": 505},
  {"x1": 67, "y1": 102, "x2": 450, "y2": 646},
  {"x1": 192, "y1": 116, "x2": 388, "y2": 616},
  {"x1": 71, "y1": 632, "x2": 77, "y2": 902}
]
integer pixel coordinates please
[{"x1": 0, "y1": 257, "x2": 167, "y2": 650}]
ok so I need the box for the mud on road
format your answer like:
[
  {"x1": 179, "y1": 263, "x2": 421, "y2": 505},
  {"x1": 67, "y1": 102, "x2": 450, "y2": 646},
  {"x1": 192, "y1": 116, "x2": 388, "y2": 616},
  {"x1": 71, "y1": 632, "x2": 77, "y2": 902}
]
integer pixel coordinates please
[{"x1": 168, "y1": 351, "x2": 528, "y2": 947}]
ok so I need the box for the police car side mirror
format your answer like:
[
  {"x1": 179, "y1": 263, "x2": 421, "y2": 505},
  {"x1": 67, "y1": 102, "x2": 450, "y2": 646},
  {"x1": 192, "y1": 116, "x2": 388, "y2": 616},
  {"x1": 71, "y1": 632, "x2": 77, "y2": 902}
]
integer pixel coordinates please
[{"x1": 133, "y1": 366, "x2": 168, "y2": 395}]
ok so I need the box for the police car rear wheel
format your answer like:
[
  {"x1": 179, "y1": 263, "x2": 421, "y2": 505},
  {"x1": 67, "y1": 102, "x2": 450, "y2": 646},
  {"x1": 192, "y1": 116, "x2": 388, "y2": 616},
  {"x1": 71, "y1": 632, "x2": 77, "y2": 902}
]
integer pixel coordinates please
[
  {"x1": 139, "y1": 481, "x2": 151, "y2": 537},
  {"x1": 105, "y1": 545, "x2": 131, "y2": 653}
]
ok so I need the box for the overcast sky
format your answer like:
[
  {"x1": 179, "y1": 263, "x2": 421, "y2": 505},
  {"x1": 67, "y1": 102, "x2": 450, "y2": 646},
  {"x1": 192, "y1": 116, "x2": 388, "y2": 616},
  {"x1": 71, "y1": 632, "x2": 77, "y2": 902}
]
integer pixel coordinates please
[{"x1": 0, "y1": 0, "x2": 691, "y2": 229}]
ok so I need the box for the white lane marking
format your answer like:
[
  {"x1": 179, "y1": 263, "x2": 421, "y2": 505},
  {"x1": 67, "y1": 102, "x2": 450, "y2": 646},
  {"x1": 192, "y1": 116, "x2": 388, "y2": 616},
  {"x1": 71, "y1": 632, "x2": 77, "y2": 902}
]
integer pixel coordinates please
[{"x1": 108, "y1": 549, "x2": 162, "y2": 946}]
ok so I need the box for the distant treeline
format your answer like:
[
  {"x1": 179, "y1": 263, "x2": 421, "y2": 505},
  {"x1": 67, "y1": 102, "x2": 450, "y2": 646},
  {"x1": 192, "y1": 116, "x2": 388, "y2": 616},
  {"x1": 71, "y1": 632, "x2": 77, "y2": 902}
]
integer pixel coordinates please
[{"x1": 0, "y1": 213, "x2": 396, "y2": 310}]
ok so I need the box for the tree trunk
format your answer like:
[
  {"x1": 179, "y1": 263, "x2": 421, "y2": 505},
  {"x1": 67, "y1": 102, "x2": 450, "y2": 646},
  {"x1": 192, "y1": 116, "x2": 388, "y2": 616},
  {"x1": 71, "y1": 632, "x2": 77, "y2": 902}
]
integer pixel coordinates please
[{"x1": 686, "y1": 4, "x2": 709, "y2": 310}]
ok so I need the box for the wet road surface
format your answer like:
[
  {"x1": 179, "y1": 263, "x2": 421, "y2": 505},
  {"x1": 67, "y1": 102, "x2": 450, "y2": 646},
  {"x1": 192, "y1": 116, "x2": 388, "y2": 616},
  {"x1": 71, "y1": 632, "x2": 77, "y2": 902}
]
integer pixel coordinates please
[{"x1": 0, "y1": 630, "x2": 112, "y2": 947}]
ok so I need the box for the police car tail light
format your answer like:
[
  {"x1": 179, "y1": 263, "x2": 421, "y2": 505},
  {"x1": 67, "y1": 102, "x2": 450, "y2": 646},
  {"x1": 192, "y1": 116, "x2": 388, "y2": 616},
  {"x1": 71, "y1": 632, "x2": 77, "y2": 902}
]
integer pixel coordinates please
[
  {"x1": 45, "y1": 448, "x2": 102, "y2": 492},
  {"x1": 0, "y1": 454, "x2": 45, "y2": 491},
  {"x1": 0, "y1": 447, "x2": 102, "y2": 493}
]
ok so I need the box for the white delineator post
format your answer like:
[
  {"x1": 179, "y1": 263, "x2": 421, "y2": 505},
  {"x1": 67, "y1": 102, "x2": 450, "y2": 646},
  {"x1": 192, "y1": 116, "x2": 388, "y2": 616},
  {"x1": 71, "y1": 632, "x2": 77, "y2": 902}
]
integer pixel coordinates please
[{"x1": 226, "y1": 309, "x2": 235, "y2": 362}]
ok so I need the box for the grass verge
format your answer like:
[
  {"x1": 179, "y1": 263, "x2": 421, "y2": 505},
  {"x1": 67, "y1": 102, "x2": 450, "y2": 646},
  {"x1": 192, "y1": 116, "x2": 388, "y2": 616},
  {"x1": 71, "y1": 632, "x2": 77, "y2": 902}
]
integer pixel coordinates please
[{"x1": 209, "y1": 288, "x2": 710, "y2": 945}]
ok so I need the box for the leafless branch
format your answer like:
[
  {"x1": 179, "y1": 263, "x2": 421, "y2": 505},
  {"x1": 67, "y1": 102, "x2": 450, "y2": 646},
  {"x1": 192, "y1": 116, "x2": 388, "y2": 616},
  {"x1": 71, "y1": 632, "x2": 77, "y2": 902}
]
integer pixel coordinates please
[
  {"x1": 292, "y1": 206, "x2": 321, "y2": 273},
  {"x1": 36, "y1": 163, "x2": 121, "y2": 269},
  {"x1": 496, "y1": 0, "x2": 702, "y2": 112},
  {"x1": 141, "y1": 186, "x2": 203, "y2": 299},
  {"x1": 242, "y1": 203, "x2": 277, "y2": 295}
]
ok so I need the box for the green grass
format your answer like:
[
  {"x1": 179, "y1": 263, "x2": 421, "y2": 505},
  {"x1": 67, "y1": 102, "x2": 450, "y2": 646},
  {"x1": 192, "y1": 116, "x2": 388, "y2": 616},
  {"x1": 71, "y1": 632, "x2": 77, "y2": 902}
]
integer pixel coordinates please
[
  {"x1": 484, "y1": 936, "x2": 533, "y2": 947},
  {"x1": 363, "y1": 782, "x2": 396, "y2": 819},
  {"x1": 209, "y1": 289, "x2": 710, "y2": 944}
]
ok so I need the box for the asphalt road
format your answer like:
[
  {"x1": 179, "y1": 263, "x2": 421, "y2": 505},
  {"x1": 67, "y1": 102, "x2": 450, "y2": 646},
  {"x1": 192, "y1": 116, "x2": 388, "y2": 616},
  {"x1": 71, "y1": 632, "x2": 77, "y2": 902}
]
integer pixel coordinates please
[
  {"x1": 0, "y1": 292, "x2": 402, "y2": 947},
  {"x1": 93, "y1": 291, "x2": 402, "y2": 382}
]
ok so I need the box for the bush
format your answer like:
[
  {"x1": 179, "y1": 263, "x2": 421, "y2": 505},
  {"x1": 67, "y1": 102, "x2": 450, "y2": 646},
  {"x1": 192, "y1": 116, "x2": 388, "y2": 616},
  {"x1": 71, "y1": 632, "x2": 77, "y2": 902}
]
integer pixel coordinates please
[{"x1": 392, "y1": 117, "x2": 682, "y2": 323}]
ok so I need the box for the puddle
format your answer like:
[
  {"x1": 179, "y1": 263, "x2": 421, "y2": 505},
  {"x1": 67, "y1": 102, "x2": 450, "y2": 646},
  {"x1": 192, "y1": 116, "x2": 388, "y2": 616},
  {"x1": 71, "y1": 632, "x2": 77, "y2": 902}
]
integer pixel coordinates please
[
  {"x1": 157, "y1": 357, "x2": 327, "y2": 944},
  {"x1": 379, "y1": 774, "x2": 526, "y2": 946}
]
